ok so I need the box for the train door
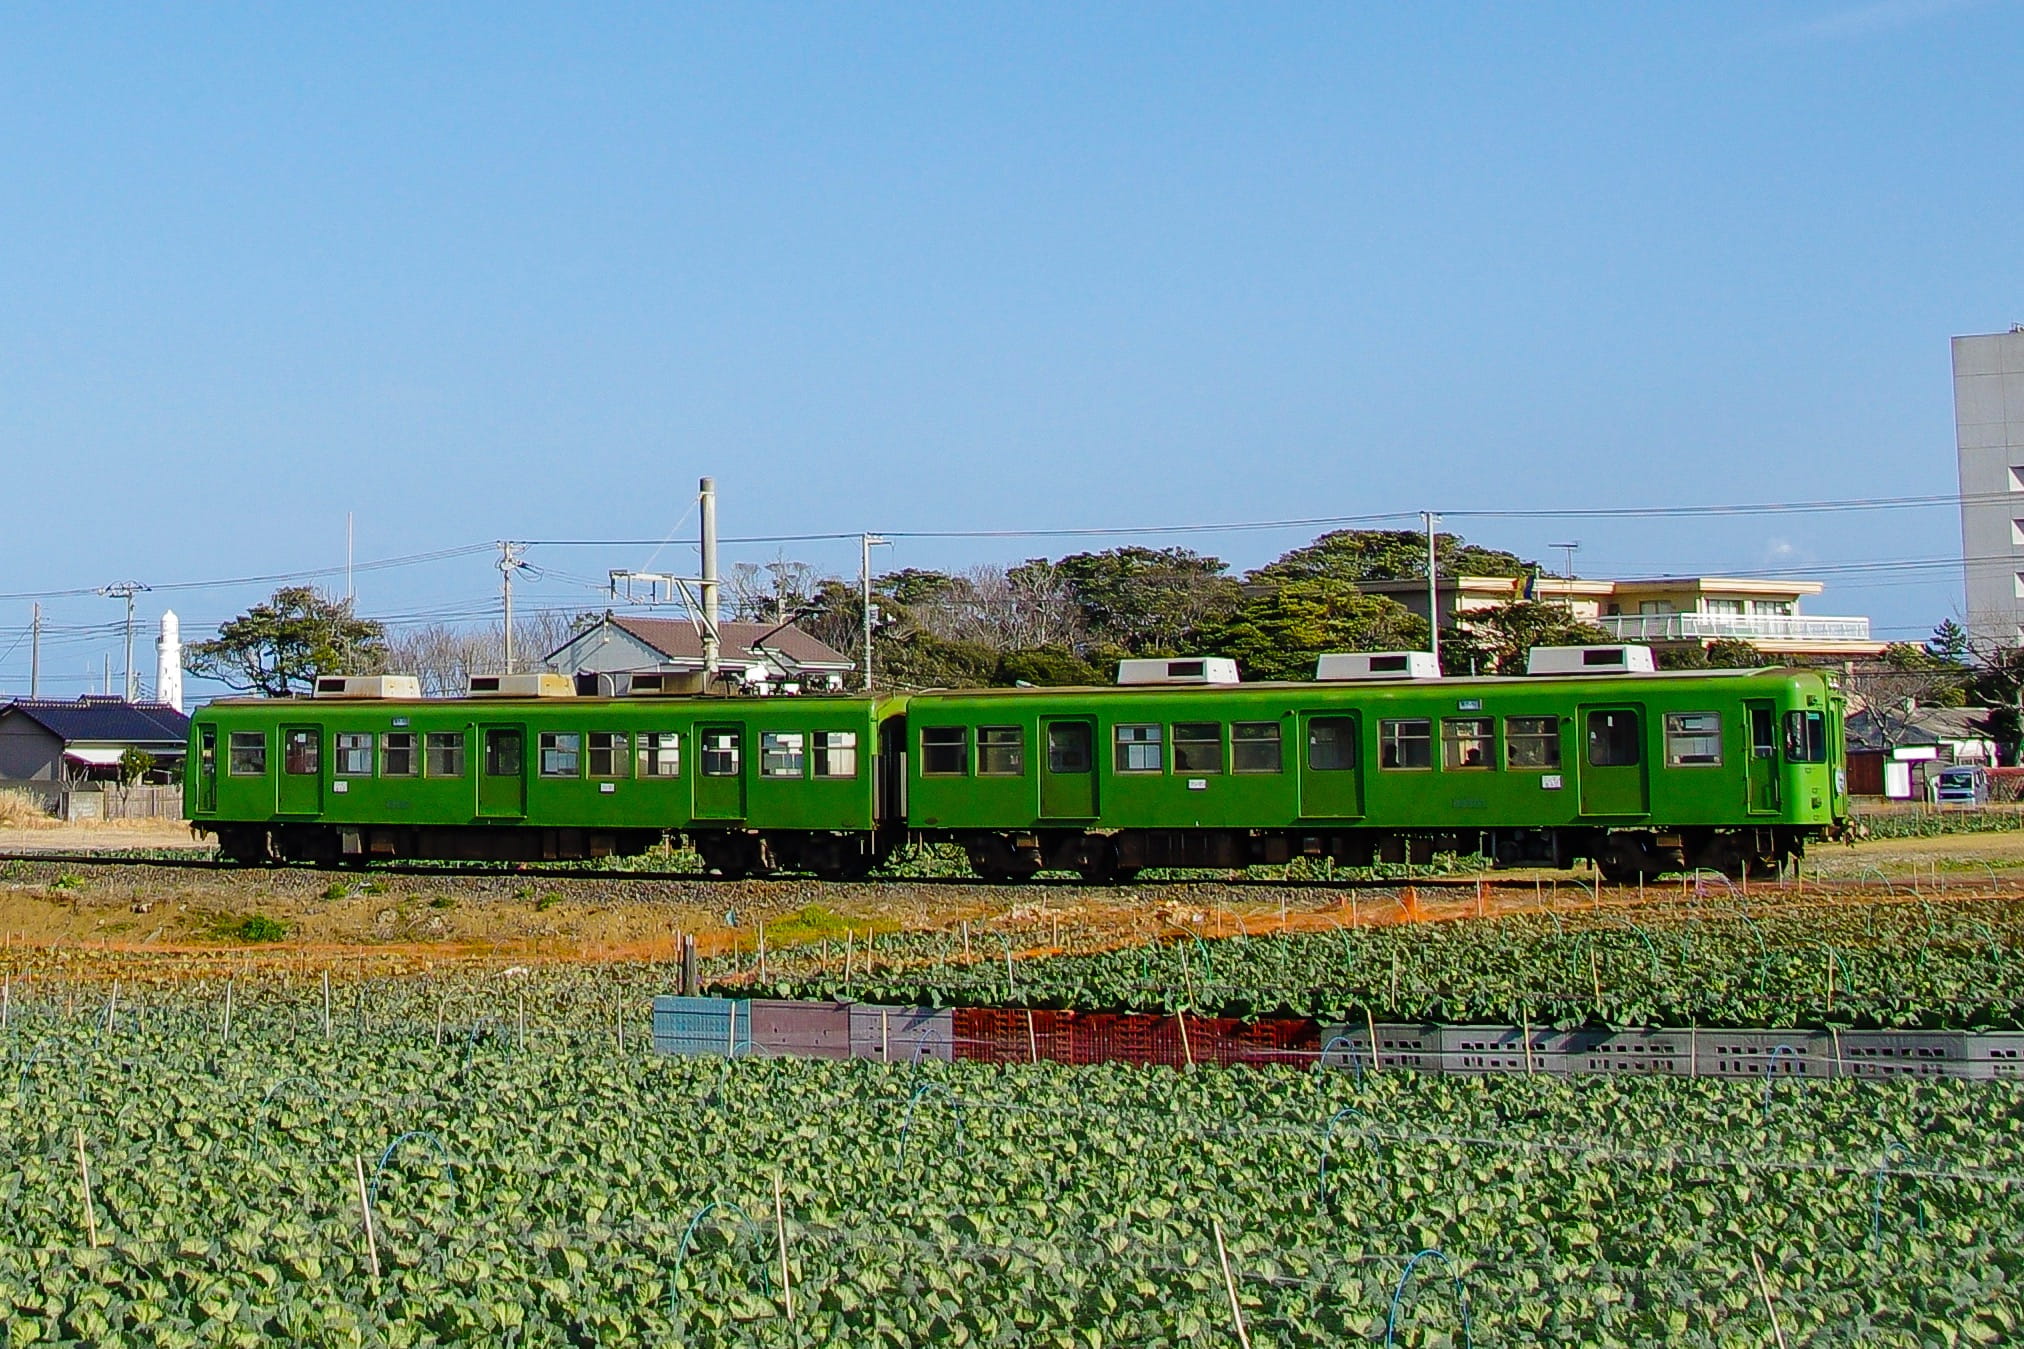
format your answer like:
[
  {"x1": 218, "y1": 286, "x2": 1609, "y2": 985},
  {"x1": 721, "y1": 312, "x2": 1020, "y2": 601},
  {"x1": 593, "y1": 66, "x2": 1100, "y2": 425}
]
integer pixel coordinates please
[
  {"x1": 1040, "y1": 718, "x2": 1097, "y2": 819},
  {"x1": 477, "y1": 725, "x2": 527, "y2": 819},
  {"x1": 196, "y1": 725, "x2": 218, "y2": 813},
  {"x1": 1297, "y1": 713, "x2": 1363, "y2": 818},
  {"x1": 1577, "y1": 706, "x2": 1649, "y2": 817},
  {"x1": 1744, "y1": 700, "x2": 1781, "y2": 815},
  {"x1": 694, "y1": 723, "x2": 747, "y2": 819},
  {"x1": 877, "y1": 718, "x2": 907, "y2": 826},
  {"x1": 277, "y1": 725, "x2": 323, "y2": 815}
]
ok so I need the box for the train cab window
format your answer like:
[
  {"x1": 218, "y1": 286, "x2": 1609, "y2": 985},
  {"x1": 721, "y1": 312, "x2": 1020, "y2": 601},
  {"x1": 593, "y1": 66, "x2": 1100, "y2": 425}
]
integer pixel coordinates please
[
  {"x1": 425, "y1": 732, "x2": 466, "y2": 778},
  {"x1": 977, "y1": 726, "x2": 1023, "y2": 775},
  {"x1": 701, "y1": 730, "x2": 741, "y2": 777},
  {"x1": 1376, "y1": 719, "x2": 1431, "y2": 770},
  {"x1": 1172, "y1": 723, "x2": 1223, "y2": 773},
  {"x1": 921, "y1": 727, "x2": 968, "y2": 775},
  {"x1": 761, "y1": 732, "x2": 807, "y2": 778},
  {"x1": 335, "y1": 733, "x2": 373, "y2": 777},
  {"x1": 283, "y1": 730, "x2": 320, "y2": 776},
  {"x1": 1115, "y1": 724, "x2": 1163, "y2": 773},
  {"x1": 638, "y1": 733, "x2": 680, "y2": 777},
  {"x1": 1233, "y1": 722, "x2": 1283, "y2": 773},
  {"x1": 588, "y1": 732, "x2": 629, "y2": 778},
  {"x1": 228, "y1": 732, "x2": 267, "y2": 776},
  {"x1": 1442, "y1": 718, "x2": 1494, "y2": 770},
  {"x1": 1665, "y1": 712, "x2": 1723, "y2": 766},
  {"x1": 813, "y1": 730, "x2": 859, "y2": 778},
  {"x1": 1784, "y1": 710, "x2": 1828, "y2": 763},
  {"x1": 1505, "y1": 717, "x2": 1561, "y2": 769},
  {"x1": 381, "y1": 733, "x2": 417, "y2": 777},
  {"x1": 1586, "y1": 710, "x2": 1642, "y2": 767},
  {"x1": 539, "y1": 732, "x2": 582, "y2": 778}
]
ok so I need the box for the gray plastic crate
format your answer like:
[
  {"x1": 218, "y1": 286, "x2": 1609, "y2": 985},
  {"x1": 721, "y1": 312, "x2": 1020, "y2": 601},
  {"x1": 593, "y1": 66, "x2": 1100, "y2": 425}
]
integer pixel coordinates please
[
  {"x1": 651, "y1": 996, "x2": 750, "y2": 1057},
  {"x1": 747, "y1": 999, "x2": 853, "y2": 1060},
  {"x1": 849, "y1": 1004, "x2": 954, "y2": 1062},
  {"x1": 1314, "y1": 1023, "x2": 1441, "y2": 1073},
  {"x1": 1963, "y1": 1033, "x2": 2024, "y2": 1080},
  {"x1": 1441, "y1": 1025, "x2": 1567, "y2": 1075},
  {"x1": 1697, "y1": 1029, "x2": 1829, "y2": 1078},
  {"x1": 1563, "y1": 1028, "x2": 1696, "y2": 1076},
  {"x1": 1832, "y1": 1030, "x2": 1968, "y2": 1079}
]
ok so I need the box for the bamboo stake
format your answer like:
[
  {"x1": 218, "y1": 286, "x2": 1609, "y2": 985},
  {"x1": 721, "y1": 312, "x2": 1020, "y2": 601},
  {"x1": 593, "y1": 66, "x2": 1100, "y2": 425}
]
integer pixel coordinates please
[
  {"x1": 1211, "y1": 1217, "x2": 1252, "y2": 1349},
  {"x1": 105, "y1": 980, "x2": 118, "y2": 1035},
  {"x1": 1750, "y1": 1250, "x2": 1789, "y2": 1349},
  {"x1": 74, "y1": 1128, "x2": 99, "y2": 1248},
  {"x1": 4, "y1": 972, "x2": 11, "y2": 1030},
  {"x1": 518, "y1": 991, "x2": 526, "y2": 1051},
  {"x1": 1365, "y1": 1007, "x2": 1381, "y2": 1074},
  {"x1": 961, "y1": 921, "x2": 970, "y2": 959},
  {"x1": 1521, "y1": 1010, "x2": 1535, "y2": 1075},
  {"x1": 774, "y1": 1172, "x2": 793, "y2": 1320},
  {"x1": 221, "y1": 978, "x2": 233, "y2": 1046},
  {"x1": 1590, "y1": 947, "x2": 1601, "y2": 1006},
  {"x1": 353, "y1": 1154, "x2": 381, "y2": 1281},
  {"x1": 321, "y1": 970, "x2": 331, "y2": 1039},
  {"x1": 1177, "y1": 1010, "x2": 1194, "y2": 1068},
  {"x1": 434, "y1": 998, "x2": 446, "y2": 1049},
  {"x1": 1025, "y1": 1008, "x2": 1039, "y2": 1064},
  {"x1": 758, "y1": 922, "x2": 767, "y2": 983}
]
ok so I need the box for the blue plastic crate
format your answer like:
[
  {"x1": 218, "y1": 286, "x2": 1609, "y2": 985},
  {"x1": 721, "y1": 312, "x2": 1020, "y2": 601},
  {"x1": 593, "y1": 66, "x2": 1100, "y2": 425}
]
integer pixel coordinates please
[{"x1": 651, "y1": 996, "x2": 750, "y2": 1056}]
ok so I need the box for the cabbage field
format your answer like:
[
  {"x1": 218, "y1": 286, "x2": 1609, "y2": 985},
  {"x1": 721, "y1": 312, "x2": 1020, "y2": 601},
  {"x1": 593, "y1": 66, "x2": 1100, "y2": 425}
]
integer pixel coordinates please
[{"x1": 3, "y1": 893, "x2": 2024, "y2": 1345}]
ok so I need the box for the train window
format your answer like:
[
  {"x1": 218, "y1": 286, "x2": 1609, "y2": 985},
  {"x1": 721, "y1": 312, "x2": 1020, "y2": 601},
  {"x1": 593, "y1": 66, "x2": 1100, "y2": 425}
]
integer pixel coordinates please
[
  {"x1": 701, "y1": 730, "x2": 741, "y2": 777},
  {"x1": 1309, "y1": 718, "x2": 1359, "y2": 771},
  {"x1": 485, "y1": 730, "x2": 523, "y2": 777},
  {"x1": 1586, "y1": 710, "x2": 1641, "y2": 767},
  {"x1": 1442, "y1": 718, "x2": 1494, "y2": 770},
  {"x1": 335, "y1": 733, "x2": 373, "y2": 777},
  {"x1": 1376, "y1": 719, "x2": 1431, "y2": 770},
  {"x1": 1047, "y1": 723, "x2": 1092, "y2": 773},
  {"x1": 638, "y1": 733, "x2": 680, "y2": 777},
  {"x1": 1665, "y1": 712, "x2": 1723, "y2": 766},
  {"x1": 977, "y1": 726, "x2": 1023, "y2": 775},
  {"x1": 761, "y1": 732, "x2": 807, "y2": 778},
  {"x1": 283, "y1": 730, "x2": 320, "y2": 776},
  {"x1": 539, "y1": 732, "x2": 582, "y2": 778},
  {"x1": 381, "y1": 732, "x2": 417, "y2": 777},
  {"x1": 814, "y1": 730, "x2": 859, "y2": 778},
  {"x1": 1233, "y1": 722, "x2": 1283, "y2": 773},
  {"x1": 588, "y1": 732, "x2": 629, "y2": 778},
  {"x1": 921, "y1": 727, "x2": 968, "y2": 775},
  {"x1": 1173, "y1": 723, "x2": 1223, "y2": 773},
  {"x1": 228, "y1": 732, "x2": 266, "y2": 776},
  {"x1": 425, "y1": 732, "x2": 465, "y2": 778},
  {"x1": 1505, "y1": 717, "x2": 1561, "y2": 769},
  {"x1": 1115, "y1": 724, "x2": 1163, "y2": 773},
  {"x1": 1784, "y1": 710, "x2": 1828, "y2": 763}
]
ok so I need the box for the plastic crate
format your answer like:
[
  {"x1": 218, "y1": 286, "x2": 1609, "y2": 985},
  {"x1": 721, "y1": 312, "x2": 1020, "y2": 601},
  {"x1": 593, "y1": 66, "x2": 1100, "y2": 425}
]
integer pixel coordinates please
[
  {"x1": 1697, "y1": 1030, "x2": 1829, "y2": 1078},
  {"x1": 1441, "y1": 1025, "x2": 1566, "y2": 1075},
  {"x1": 1562, "y1": 1028, "x2": 1695, "y2": 1076},
  {"x1": 747, "y1": 999, "x2": 852, "y2": 1060},
  {"x1": 1313, "y1": 1023, "x2": 1441, "y2": 1073},
  {"x1": 1832, "y1": 1030, "x2": 1967, "y2": 1080},
  {"x1": 1962, "y1": 1033, "x2": 2024, "y2": 1080},
  {"x1": 849, "y1": 1004, "x2": 954, "y2": 1062},
  {"x1": 952, "y1": 1007, "x2": 1067, "y2": 1064},
  {"x1": 651, "y1": 996, "x2": 750, "y2": 1057},
  {"x1": 1216, "y1": 1016, "x2": 1320, "y2": 1069}
]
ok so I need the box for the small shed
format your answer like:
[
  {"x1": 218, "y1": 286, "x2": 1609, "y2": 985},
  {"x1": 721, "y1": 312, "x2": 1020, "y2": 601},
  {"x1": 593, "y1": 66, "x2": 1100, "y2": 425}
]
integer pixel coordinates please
[{"x1": 0, "y1": 697, "x2": 192, "y2": 785}]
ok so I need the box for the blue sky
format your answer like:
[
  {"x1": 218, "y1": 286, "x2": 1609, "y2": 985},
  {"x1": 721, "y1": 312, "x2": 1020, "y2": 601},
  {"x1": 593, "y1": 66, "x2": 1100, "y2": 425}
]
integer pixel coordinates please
[{"x1": 3, "y1": 2, "x2": 2020, "y2": 695}]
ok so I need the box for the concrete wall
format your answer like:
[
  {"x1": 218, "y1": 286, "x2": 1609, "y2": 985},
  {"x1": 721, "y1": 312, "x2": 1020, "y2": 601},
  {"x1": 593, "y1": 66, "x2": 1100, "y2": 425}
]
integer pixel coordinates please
[
  {"x1": 0, "y1": 717, "x2": 62, "y2": 781},
  {"x1": 1956, "y1": 331, "x2": 2024, "y2": 650}
]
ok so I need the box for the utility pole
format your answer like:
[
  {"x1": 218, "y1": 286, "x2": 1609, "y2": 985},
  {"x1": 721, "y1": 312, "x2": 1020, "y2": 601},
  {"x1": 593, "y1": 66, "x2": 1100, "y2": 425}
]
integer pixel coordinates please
[
  {"x1": 346, "y1": 512, "x2": 354, "y2": 604},
  {"x1": 861, "y1": 534, "x2": 889, "y2": 692},
  {"x1": 29, "y1": 603, "x2": 39, "y2": 698},
  {"x1": 497, "y1": 543, "x2": 528, "y2": 672},
  {"x1": 1548, "y1": 541, "x2": 1581, "y2": 614},
  {"x1": 97, "y1": 582, "x2": 148, "y2": 702},
  {"x1": 1420, "y1": 512, "x2": 1440, "y2": 672},
  {"x1": 699, "y1": 477, "x2": 720, "y2": 681}
]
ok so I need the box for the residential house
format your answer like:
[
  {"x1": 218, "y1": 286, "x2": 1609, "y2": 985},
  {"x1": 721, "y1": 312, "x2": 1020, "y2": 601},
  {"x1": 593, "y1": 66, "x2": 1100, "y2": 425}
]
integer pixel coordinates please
[{"x1": 544, "y1": 614, "x2": 854, "y2": 692}]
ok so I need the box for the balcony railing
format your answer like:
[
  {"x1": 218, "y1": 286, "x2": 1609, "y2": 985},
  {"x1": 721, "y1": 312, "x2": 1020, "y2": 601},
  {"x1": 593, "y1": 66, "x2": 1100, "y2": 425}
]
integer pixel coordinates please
[{"x1": 1594, "y1": 613, "x2": 1873, "y2": 643}]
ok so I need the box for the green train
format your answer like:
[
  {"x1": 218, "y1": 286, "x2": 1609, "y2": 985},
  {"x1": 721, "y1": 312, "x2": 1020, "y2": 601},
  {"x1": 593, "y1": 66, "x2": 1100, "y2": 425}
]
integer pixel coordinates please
[{"x1": 184, "y1": 650, "x2": 1848, "y2": 882}]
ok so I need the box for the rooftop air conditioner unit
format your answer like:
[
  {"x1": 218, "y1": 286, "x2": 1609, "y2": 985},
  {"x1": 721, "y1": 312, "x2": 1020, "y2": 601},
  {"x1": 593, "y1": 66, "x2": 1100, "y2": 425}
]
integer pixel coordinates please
[
  {"x1": 313, "y1": 675, "x2": 423, "y2": 699},
  {"x1": 466, "y1": 673, "x2": 575, "y2": 697},
  {"x1": 1525, "y1": 645, "x2": 1656, "y2": 676},
  {"x1": 623, "y1": 671, "x2": 709, "y2": 696},
  {"x1": 1115, "y1": 657, "x2": 1241, "y2": 686},
  {"x1": 1313, "y1": 651, "x2": 1440, "y2": 682}
]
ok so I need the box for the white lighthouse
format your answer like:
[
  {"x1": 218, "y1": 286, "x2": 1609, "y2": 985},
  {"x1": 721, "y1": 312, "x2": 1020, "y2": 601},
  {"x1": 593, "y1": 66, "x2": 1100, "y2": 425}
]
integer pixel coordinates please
[{"x1": 155, "y1": 611, "x2": 184, "y2": 713}]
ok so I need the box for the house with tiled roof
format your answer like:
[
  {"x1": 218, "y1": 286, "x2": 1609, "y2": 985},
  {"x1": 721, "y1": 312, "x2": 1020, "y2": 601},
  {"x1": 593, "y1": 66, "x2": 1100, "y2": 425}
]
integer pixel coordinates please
[
  {"x1": 543, "y1": 614, "x2": 854, "y2": 692},
  {"x1": 0, "y1": 696, "x2": 192, "y2": 784}
]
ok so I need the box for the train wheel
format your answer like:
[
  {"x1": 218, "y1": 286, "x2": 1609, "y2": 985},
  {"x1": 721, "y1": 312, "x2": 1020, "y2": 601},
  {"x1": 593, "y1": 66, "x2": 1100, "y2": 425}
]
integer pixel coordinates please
[{"x1": 1074, "y1": 841, "x2": 1140, "y2": 885}]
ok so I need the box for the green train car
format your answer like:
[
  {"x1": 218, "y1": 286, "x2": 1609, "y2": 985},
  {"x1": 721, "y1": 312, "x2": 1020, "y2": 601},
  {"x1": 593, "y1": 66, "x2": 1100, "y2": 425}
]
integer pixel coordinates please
[{"x1": 185, "y1": 654, "x2": 1847, "y2": 882}]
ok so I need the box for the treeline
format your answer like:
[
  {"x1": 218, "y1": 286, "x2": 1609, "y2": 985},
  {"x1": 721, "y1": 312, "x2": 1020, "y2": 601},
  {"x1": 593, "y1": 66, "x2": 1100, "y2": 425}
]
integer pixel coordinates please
[{"x1": 749, "y1": 528, "x2": 1632, "y2": 688}]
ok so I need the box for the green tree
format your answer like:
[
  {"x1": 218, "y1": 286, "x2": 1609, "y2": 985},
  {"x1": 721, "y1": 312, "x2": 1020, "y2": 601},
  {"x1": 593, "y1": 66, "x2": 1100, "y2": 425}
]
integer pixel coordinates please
[
  {"x1": 116, "y1": 748, "x2": 156, "y2": 786},
  {"x1": 993, "y1": 645, "x2": 1105, "y2": 687},
  {"x1": 186, "y1": 587, "x2": 389, "y2": 697},
  {"x1": 1048, "y1": 547, "x2": 1241, "y2": 654},
  {"x1": 1928, "y1": 619, "x2": 1969, "y2": 664},
  {"x1": 1249, "y1": 529, "x2": 1533, "y2": 586},
  {"x1": 1443, "y1": 601, "x2": 1613, "y2": 675},
  {"x1": 1199, "y1": 579, "x2": 1428, "y2": 681},
  {"x1": 1655, "y1": 639, "x2": 1781, "y2": 671}
]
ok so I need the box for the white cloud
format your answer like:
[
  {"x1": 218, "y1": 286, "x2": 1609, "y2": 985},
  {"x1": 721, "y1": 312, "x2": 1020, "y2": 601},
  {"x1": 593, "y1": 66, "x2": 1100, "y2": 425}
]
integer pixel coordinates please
[{"x1": 1770, "y1": 0, "x2": 1990, "y2": 43}]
